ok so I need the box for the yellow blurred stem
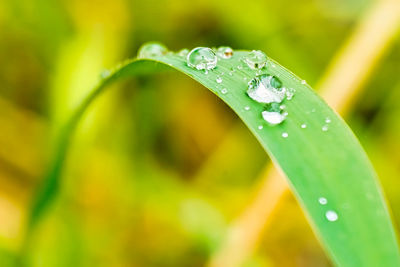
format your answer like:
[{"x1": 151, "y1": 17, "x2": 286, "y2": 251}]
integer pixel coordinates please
[{"x1": 208, "y1": 0, "x2": 400, "y2": 266}]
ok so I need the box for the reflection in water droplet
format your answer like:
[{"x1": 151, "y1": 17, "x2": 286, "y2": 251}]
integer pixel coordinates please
[
  {"x1": 247, "y1": 75, "x2": 286, "y2": 104},
  {"x1": 138, "y1": 42, "x2": 168, "y2": 58},
  {"x1": 282, "y1": 132, "x2": 288, "y2": 138},
  {"x1": 187, "y1": 47, "x2": 217, "y2": 70},
  {"x1": 243, "y1": 50, "x2": 268, "y2": 69},
  {"x1": 216, "y1": 46, "x2": 234, "y2": 59},
  {"x1": 318, "y1": 197, "x2": 328, "y2": 205},
  {"x1": 325, "y1": 210, "x2": 338, "y2": 221}
]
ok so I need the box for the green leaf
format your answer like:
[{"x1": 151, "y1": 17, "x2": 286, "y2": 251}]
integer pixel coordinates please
[{"x1": 28, "y1": 50, "x2": 400, "y2": 266}]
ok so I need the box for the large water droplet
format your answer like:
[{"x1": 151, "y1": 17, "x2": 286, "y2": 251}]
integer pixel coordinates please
[
  {"x1": 243, "y1": 50, "x2": 268, "y2": 69},
  {"x1": 262, "y1": 102, "x2": 285, "y2": 125},
  {"x1": 325, "y1": 210, "x2": 338, "y2": 221},
  {"x1": 187, "y1": 47, "x2": 217, "y2": 70},
  {"x1": 138, "y1": 42, "x2": 168, "y2": 58},
  {"x1": 247, "y1": 74, "x2": 286, "y2": 104},
  {"x1": 216, "y1": 46, "x2": 233, "y2": 59}
]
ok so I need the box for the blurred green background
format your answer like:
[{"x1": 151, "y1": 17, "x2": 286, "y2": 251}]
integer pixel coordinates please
[{"x1": 0, "y1": 0, "x2": 399, "y2": 266}]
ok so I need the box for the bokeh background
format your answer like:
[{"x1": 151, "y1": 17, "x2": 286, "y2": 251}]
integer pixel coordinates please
[{"x1": 1, "y1": 0, "x2": 400, "y2": 266}]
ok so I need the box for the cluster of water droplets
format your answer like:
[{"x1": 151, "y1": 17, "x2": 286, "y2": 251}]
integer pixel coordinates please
[
  {"x1": 318, "y1": 197, "x2": 339, "y2": 222},
  {"x1": 136, "y1": 43, "x2": 300, "y2": 129}
]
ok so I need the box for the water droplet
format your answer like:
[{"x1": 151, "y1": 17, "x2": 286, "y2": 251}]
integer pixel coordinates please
[
  {"x1": 187, "y1": 47, "x2": 218, "y2": 70},
  {"x1": 282, "y1": 111, "x2": 289, "y2": 116},
  {"x1": 325, "y1": 118, "x2": 331, "y2": 124},
  {"x1": 138, "y1": 42, "x2": 168, "y2": 58},
  {"x1": 282, "y1": 132, "x2": 288, "y2": 138},
  {"x1": 322, "y1": 125, "x2": 329, "y2": 131},
  {"x1": 237, "y1": 65, "x2": 243, "y2": 70},
  {"x1": 216, "y1": 46, "x2": 234, "y2": 59},
  {"x1": 216, "y1": 76, "x2": 223, "y2": 83},
  {"x1": 301, "y1": 124, "x2": 307, "y2": 129},
  {"x1": 262, "y1": 111, "x2": 285, "y2": 125},
  {"x1": 100, "y1": 69, "x2": 111, "y2": 79},
  {"x1": 301, "y1": 80, "x2": 307, "y2": 85},
  {"x1": 286, "y1": 88, "x2": 296, "y2": 100},
  {"x1": 258, "y1": 125, "x2": 263, "y2": 130},
  {"x1": 318, "y1": 197, "x2": 327, "y2": 205},
  {"x1": 243, "y1": 50, "x2": 268, "y2": 69},
  {"x1": 244, "y1": 106, "x2": 250, "y2": 110},
  {"x1": 247, "y1": 74, "x2": 286, "y2": 104},
  {"x1": 178, "y1": 48, "x2": 189, "y2": 57},
  {"x1": 325, "y1": 210, "x2": 338, "y2": 221},
  {"x1": 221, "y1": 88, "x2": 228, "y2": 94}
]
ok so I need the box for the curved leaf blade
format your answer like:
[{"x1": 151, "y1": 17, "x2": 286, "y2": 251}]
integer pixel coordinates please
[{"x1": 29, "y1": 51, "x2": 400, "y2": 266}]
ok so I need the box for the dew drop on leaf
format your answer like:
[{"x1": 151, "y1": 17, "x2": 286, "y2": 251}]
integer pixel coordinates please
[
  {"x1": 187, "y1": 47, "x2": 217, "y2": 70},
  {"x1": 100, "y1": 69, "x2": 111, "y2": 79},
  {"x1": 319, "y1": 197, "x2": 328, "y2": 205},
  {"x1": 282, "y1": 132, "x2": 288, "y2": 138},
  {"x1": 178, "y1": 48, "x2": 190, "y2": 57},
  {"x1": 243, "y1": 50, "x2": 268, "y2": 69},
  {"x1": 216, "y1": 46, "x2": 234, "y2": 59},
  {"x1": 138, "y1": 42, "x2": 168, "y2": 58},
  {"x1": 262, "y1": 102, "x2": 285, "y2": 125},
  {"x1": 326, "y1": 210, "x2": 339, "y2": 221},
  {"x1": 247, "y1": 75, "x2": 286, "y2": 104},
  {"x1": 216, "y1": 76, "x2": 223, "y2": 83}
]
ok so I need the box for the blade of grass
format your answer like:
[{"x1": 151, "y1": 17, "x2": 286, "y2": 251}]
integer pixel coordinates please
[
  {"x1": 25, "y1": 49, "x2": 400, "y2": 266},
  {"x1": 209, "y1": 0, "x2": 400, "y2": 265}
]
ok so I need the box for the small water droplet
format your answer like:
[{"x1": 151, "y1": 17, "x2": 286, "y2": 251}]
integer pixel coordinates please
[
  {"x1": 178, "y1": 48, "x2": 190, "y2": 57},
  {"x1": 204, "y1": 70, "x2": 209, "y2": 75},
  {"x1": 301, "y1": 80, "x2": 307, "y2": 85},
  {"x1": 258, "y1": 125, "x2": 263, "y2": 130},
  {"x1": 138, "y1": 42, "x2": 168, "y2": 58},
  {"x1": 318, "y1": 197, "x2": 327, "y2": 205},
  {"x1": 187, "y1": 47, "x2": 218, "y2": 70},
  {"x1": 243, "y1": 50, "x2": 268, "y2": 69},
  {"x1": 286, "y1": 88, "x2": 296, "y2": 100},
  {"x1": 216, "y1": 46, "x2": 234, "y2": 59},
  {"x1": 221, "y1": 88, "x2": 228, "y2": 94},
  {"x1": 100, "y1": 69, "x2": 111, "y2": 79},
  {"x1": 322, "y1": 125, "x2": 329, "y2": 131},
  {"x1": 247, "y1": 75, "x2": 286, "y2": 104},
  {"x1": 271, "y1": 63, "x2": 276, "y2": 68},
  {"x1": 216, "y1": 76, "x2": 223, "y2": 83},
  {"x1": 282, "y1": 132, "x2": 288, "y2": 138},
  {"x1": 237, "y1": 65, "x2": 243, "y2": 70},
  {"x1": 301, "y1": 124, "x2": 307, "y2": 129},
  {"x1": 325, "y1": 118, "x2": 331, "y2": 124},
  {"x1": 325, "y1": 210, "x2": 338, "y2": 222},
  {"x1": 243, "y1": 77, "x2": 247, "y2": 81},
  {"x1": 229, "y1": 72, "x2": 233, "y2": 76},
  {"x1": 283, "y1": 111, "x2": 288, "y2": 116},
  {"x1": 244, "y1": 106, "x2": 250, "y2": 110}
]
